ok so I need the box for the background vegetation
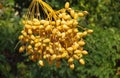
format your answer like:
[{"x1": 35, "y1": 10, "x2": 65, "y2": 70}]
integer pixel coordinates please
[{"x1": 0, "y1": 0, "x2": 120, "y2": 78}]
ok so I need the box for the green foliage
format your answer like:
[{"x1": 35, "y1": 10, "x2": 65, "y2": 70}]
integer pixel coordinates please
[
  {"x1": 0, "y1": 0, "x2": 22, "y2": 52},
  {"x1": 78, "y1": 0, "x2": 120, "y2": 28},
  {"x1": 0, "y1": 1, "x2": 23, "y2": 78},
  {"x1": 0, "y1": 0, "x2": 120, "y2": 78},
  {"x1": 76, "y1": 26, "x2": 120, "y2": 78}
]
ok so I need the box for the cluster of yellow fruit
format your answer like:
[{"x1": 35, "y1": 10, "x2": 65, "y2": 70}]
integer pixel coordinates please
[{"x1": 18, "y1": 1, "x2": 93, "y2": 69}]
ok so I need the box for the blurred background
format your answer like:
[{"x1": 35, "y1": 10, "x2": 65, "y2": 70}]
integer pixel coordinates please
[{"x1": 0, "y1": 0, "x2": 120, "y2": 78}]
